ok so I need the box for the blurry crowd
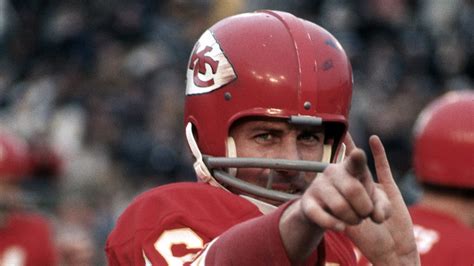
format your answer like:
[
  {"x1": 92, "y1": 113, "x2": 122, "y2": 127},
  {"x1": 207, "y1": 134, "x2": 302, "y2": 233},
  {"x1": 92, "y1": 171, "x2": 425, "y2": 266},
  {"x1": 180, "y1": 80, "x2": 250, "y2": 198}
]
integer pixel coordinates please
[{"x1": 0, "y1": 0, "x2": 472, "y2": 265}]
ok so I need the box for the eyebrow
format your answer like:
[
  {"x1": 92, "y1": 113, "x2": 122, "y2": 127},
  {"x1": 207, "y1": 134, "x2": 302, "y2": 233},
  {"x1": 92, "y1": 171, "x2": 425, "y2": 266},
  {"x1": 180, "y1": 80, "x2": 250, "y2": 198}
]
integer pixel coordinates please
[
  {"x1": 247, "y1": 127, "x2": 284, "y2": 137},
  {"x1": 247, "y1": 121, "x2": 288, "y2": 131}
]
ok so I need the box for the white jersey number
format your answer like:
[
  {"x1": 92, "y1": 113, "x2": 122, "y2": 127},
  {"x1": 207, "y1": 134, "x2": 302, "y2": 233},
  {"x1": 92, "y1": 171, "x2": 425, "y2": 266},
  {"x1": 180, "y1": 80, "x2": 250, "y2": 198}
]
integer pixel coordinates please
[
  {"x1": 0, "y1": 246, "x2": 26, "y2": 266},
  {"x1": 413, "y1": 225, "x2": 439, "y2": 254},
  {"x1": 153, "y1": 228, "x2": 204, "y2": 265}
]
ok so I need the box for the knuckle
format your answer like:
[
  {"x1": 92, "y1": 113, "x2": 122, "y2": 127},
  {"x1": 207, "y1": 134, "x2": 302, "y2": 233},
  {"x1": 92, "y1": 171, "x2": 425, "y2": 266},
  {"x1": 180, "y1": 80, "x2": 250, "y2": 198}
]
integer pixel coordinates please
[
  {"x1": 340, "y1": 183, "x2": 363, "y2": 198},
  {"x1": 318, "y1": 218, "x2": 340, "y2": 230},
  {"x1": 358, "y1": 206, "x2": 373, "y2": 218},
  {"x1": 330, "y1": 200, "x2": 349, "y2": 215},
  {"x1": 323, "y1": 164, "x2": 338, "y2": 176},
  {"x1": 345, "y1": 214, "x2": 362, "y2": 225}
]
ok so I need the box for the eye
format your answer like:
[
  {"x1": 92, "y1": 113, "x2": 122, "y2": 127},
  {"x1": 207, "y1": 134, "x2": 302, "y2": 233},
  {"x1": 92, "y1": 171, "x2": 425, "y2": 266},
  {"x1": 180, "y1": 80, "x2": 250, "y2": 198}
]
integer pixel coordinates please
[
  {"x1": 255, "y1": 133, "x2": 273, "y2": 142},
  {"x1": 298, "y1": 131, "x2": 323, "y2": 145},
  {"x1": 253, "y1": 130, "x2": 280, "y2": 145}
]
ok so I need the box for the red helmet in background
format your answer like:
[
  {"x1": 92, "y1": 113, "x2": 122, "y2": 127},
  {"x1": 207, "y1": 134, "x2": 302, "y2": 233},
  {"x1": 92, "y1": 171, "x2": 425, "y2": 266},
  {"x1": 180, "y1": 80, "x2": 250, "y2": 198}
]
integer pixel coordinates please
[
  {"x1": 413, "y1": 90, "x2": 474, "y2": 189},
  {"x1": 184, "y1": 10, "x2": 353, "y2": 203},
  {"x1": 0, "y1": 130, "x2": 30, "y2": 184}
]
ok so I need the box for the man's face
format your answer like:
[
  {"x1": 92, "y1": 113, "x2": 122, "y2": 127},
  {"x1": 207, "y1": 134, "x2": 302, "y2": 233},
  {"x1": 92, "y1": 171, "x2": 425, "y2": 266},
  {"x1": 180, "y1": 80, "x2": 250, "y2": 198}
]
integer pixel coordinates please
[{"x1": 229, "y1": 118, "x2": 325, "y2": 200}]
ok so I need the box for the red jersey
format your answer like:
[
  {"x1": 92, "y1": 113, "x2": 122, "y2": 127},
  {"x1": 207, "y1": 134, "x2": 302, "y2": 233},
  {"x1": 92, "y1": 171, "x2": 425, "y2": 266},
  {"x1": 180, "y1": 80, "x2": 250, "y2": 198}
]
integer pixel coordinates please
[
  {"x1": 0, "y1": 212, "x2": 58, "y2": 266},
  {"x1": 106, "y1": 182, "x2": 356, "y2": 265},
  {"x1": 409, "y1": 205, "x2": 474, "y2": 266}
]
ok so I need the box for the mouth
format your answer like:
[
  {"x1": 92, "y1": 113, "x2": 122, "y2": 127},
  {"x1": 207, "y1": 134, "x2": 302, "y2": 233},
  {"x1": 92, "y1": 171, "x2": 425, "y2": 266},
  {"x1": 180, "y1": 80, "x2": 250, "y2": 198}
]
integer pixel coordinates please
[
  {"x1": 269, "y1": 182, "x2": 305, "y2": 194},
  {"x1": 264, "y1": 171, "x2": 310, "y2": 195},
  {"x1": 232, "y1": 170, "x2": 313, "y2": 196}
]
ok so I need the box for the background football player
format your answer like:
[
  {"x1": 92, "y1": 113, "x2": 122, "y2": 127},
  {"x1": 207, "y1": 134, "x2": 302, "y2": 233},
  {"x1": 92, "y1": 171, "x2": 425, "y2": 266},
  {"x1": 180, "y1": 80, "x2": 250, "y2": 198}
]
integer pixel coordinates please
[
  {"x1": 409, "y1": 90, "x2": 474, "y2": 265},
  {"x1": 0, "y1": 129, "x2": 58, "y2": 266}
]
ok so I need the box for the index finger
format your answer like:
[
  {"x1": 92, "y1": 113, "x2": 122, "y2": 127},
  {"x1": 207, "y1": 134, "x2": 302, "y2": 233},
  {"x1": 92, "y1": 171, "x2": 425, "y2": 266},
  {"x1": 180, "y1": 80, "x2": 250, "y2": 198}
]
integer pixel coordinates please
[
  {"x1": 344, "y1": 148, "x2": 378, "y2": 206},
  {"x1": 344, "y1": 148, "x2": 368, "y2": 179}
]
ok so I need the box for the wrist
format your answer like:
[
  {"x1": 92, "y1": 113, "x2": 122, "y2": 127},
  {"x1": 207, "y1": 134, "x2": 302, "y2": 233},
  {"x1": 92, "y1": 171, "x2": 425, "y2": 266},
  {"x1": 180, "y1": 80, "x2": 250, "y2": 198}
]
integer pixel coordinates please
[{"x1": 279, "y1": 199, "x2": 324, "y2": 263}]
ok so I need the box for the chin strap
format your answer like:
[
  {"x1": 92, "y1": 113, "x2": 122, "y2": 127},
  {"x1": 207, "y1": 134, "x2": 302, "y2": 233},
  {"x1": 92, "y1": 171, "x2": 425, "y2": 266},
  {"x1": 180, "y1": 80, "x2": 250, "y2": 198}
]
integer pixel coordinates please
[
  {"x1": 185, "y1": 123, "x2": 224, "y2": 189},
  {"x1": 336, "y1": 143, "x2": 346, "y2": 163},
  {"x1": 226, "y1": 136, "x2": 237, "y2": 176},
  {"x1": 322, "y1": 142, "x2": 346, "y2": 163},
  {"x1": 322, "y1": 144, "x2": 332, "y2": 164}
]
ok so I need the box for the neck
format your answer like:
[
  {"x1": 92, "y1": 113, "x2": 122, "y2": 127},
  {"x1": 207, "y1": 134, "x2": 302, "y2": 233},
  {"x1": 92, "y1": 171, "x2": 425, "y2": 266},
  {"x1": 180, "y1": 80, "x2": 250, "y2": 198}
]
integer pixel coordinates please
[{"x1": 419, "y1": 190, "x2": 474, "y2": 228}]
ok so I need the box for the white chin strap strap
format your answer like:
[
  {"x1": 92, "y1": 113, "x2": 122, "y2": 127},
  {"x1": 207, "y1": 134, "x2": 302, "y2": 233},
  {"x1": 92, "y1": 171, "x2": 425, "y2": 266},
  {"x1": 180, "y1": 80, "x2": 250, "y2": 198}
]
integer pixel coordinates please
[
  {"x1": 335, "y1": 142, "x2": 346, "y2": 163},
  {"x1": 225, "y1": 136, "x2": 237, "y2": 176},
  {"x1": 185, "y1": 123, "x2": 225, "y2": 189}
]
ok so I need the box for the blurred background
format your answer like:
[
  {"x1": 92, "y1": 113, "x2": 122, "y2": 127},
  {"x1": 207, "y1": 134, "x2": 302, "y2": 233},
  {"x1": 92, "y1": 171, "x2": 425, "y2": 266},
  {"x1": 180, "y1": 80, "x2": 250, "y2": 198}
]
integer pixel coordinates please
[{"x1": 0, "y1": 0, "x2": 472, "y2": 264}]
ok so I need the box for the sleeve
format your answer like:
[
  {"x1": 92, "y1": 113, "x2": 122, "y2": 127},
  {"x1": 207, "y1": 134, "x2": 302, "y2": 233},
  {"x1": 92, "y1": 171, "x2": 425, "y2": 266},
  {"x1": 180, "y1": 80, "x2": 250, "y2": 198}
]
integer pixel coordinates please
[{"x1": 198, "y1": 201, "x2": 323, "y2": 266}]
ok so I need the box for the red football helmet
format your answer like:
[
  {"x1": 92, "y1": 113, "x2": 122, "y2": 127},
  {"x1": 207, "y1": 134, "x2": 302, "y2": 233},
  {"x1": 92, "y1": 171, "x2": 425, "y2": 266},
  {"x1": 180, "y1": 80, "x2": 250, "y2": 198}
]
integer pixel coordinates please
[
  {"x1": 184, "y1": 10, "x2": 353, "y2": 203},
  {"x1": 0, "y1": 130, "x2": 30, "y2": 184},
  {"x1": 413, "y1": 90, "x2": 474, "y2": 189}
]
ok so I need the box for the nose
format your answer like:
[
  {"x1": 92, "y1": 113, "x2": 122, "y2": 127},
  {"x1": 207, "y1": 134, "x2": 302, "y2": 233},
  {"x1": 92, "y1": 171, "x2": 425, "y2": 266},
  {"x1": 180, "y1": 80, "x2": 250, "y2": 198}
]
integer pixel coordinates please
[
  {"x1": 275, "y1": 138, "x2": 301, "y2": 177},
  {"x1": 280, "y1": 138, "x2": 301, "y2": 160}
]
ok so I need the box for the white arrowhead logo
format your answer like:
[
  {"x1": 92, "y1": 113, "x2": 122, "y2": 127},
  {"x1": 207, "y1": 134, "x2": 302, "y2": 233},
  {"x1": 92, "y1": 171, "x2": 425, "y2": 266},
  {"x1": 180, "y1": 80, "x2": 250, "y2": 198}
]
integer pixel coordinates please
[{"x1": 186, "y1": 31, "x2": 236, "y2": 95}]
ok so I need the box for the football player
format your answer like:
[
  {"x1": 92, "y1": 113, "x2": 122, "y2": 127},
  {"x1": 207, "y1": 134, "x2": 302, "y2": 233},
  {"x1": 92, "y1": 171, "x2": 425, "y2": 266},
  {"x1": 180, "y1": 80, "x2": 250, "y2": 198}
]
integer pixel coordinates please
[
  {"x1": 409, "y1": 90, "x2": 474, "y2": 264},
  {"x1": 106, "y1": 10, "x2": 419, "y2": 265},
  {"x1": 0, "y1": 130, "x2": 58, "y2": 266}
]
